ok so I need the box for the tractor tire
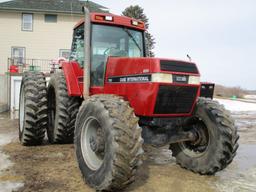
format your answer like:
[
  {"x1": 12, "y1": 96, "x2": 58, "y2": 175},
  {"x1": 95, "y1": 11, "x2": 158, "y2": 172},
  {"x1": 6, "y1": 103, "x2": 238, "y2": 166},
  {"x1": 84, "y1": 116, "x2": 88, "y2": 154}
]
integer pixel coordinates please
[
  {"x1": 75, "y1": 95, "x2": 144, "y2": 191},
  {"x1": 47, "y1": 71, "x2": 81, "y2": 144},
  {"x1": 19, "y1": 72, "x2": 48, "y2": 146},
  {"x1": 170, "y1": 97, "x2": 239, "y2": 175}
]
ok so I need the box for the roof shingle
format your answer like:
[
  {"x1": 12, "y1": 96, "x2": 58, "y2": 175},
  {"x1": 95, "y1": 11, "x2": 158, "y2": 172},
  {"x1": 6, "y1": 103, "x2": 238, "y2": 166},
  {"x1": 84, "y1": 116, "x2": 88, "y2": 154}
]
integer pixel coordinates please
[{"x1": 0, "y1": 0, "x2": 109, "y2": 14}]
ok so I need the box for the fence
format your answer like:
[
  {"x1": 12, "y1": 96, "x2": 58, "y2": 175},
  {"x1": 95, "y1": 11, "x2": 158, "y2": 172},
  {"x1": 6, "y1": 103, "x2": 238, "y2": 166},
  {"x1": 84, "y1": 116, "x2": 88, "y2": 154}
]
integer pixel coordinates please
[{"x1": 8, "y1": 57, "x2": 57, "y2": 74}]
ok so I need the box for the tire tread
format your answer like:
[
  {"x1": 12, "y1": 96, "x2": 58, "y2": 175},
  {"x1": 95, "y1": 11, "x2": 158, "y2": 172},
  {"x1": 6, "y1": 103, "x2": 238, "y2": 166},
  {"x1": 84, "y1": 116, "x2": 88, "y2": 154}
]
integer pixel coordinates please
[
  {"x1": 19, "y1": 72, "x2": 47, "y2": 146},
  {"x1": 170, "y1": 97, "x2": 239, "y2": 175}
]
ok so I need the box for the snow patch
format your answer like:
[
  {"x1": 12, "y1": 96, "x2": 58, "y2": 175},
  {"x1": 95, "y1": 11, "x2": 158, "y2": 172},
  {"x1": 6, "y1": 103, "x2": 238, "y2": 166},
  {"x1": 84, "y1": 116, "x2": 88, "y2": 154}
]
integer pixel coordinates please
[
  {"x1": 0, "y1": 182, "x2": 24, "y2": 192},
  {"x1": 244, "y1": 95, "x2": 256, "y2": 100},
  {"x1": 0, "y1": 132, "x2": 23, "y2": 192},
  {"x1": 215, "y1": 167, "x2": 256, "y2": 192},
  {"x1": 0, "y1": 153, "x2": 13, "y2": 173},
  {"x1": 215, "y1": 144, "x2": 256, "y2": 192},
  {"x1": 215, "y1": 98, "x2": 256, "y2": 112},
  {"x1": 0, "y1": 133, "x2": 16, "y2": 146}
]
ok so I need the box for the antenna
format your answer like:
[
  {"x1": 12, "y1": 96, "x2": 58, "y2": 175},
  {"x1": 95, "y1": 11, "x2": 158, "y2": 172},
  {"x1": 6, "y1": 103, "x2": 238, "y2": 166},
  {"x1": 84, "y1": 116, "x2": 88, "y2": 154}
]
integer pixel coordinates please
[{"x1": 187, "y1": 54, "x2": 192, "y2": 62}]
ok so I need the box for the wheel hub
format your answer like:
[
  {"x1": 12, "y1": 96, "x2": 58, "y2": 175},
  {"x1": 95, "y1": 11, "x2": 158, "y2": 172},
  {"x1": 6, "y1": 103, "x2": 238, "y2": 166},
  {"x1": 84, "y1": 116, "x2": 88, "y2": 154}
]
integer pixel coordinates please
[
  {"x1": 89, "y1": 130, "x2": 105, "y2": 155},
  {"x1": 179, "y1": 119, "x2": 210, "y2": 156},
  {"x1": 190, "y1": 126, "x2": 208, "y2": 146},
  {"x1": 89, "y1": 136, "x2": 97, "y2": 152},
  {"x1": 81, "y1": 116, "x2": 105, "y2": 170}
]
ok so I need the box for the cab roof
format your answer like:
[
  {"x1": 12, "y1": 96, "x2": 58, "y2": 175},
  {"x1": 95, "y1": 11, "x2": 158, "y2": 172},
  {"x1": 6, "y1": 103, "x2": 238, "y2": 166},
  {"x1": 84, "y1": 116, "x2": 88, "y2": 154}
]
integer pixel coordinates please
[{"x1": 74, "y1": 12, "x2": 146, "y2": 31}]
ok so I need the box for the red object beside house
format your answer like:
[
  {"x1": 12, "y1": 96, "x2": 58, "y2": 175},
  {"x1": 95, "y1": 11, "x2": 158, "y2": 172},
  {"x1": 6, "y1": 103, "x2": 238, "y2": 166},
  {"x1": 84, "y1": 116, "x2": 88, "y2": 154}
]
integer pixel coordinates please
[{"x1": 9, "y1": 65, "x2": 18, "y2": 73}]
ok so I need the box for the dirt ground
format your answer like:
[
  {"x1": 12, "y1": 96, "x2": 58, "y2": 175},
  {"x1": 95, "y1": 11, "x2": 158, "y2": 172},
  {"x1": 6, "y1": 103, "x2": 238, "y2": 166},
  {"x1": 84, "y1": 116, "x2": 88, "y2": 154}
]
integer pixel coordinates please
[{"x1": 0, "y1": 109, "x2": 256, "y2": 192}]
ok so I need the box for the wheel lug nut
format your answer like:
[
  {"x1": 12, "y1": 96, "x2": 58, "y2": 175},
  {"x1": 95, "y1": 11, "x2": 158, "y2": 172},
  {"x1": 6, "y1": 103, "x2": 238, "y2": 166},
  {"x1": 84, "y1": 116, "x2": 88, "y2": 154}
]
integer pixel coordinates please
[{"x1": 90, "y1": 137, "x2": 97, "y2": 152}]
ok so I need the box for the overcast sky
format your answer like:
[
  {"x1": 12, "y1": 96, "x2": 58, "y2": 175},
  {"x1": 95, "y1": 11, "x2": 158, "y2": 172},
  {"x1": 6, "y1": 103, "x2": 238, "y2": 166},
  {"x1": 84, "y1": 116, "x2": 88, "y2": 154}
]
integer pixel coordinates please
[{"x1": 1, "y1": 0, "x2": 255, "y2": 89}]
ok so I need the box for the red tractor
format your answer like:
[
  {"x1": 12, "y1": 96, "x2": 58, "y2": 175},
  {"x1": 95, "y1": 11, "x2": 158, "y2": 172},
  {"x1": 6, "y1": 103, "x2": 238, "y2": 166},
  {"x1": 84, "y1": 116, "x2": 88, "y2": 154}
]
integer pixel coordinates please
[{"x1": 19, "y1": 7, "x2": 239, "y2": 191}]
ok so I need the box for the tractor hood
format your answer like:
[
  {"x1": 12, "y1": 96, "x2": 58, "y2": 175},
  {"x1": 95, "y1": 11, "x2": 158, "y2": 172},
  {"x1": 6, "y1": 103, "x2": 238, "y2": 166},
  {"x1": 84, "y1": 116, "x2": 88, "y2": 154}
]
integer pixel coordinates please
[
  {"x1": 105, "y1": 57, "x2": 200, "y2": 85},
  {"x1": 103, "y1": 57, "x2": 201, "y2": 117}
]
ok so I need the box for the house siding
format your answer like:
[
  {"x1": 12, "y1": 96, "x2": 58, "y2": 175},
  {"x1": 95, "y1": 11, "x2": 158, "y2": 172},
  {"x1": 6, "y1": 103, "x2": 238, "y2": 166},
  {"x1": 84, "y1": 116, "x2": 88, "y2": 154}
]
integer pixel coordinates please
[{"x1": 0, "y1": 11, "x2": 82, "y2": 74}]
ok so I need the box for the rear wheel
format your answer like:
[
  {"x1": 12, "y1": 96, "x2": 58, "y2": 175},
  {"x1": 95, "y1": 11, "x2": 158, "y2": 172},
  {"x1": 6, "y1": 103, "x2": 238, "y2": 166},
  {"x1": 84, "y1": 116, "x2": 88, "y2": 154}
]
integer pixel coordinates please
[
  {"x1": 75, "y1": 95, "x2": 143, "y2": 191},
  {"x1": 170, "y1": 98, "x2": 239, "y2": 174},
  {"x1": 47, "y1": 71, "x2": 81, "y2": 144},
  {"x1": 19, "y1": 72, "x2": 47, "y2": 146}
]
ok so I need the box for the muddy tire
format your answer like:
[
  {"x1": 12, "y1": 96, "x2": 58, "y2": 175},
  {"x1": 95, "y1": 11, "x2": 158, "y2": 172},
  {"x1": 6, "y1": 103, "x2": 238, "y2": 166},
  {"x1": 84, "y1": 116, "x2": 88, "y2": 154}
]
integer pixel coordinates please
[
  {"x1": 75, "y1": 95, "x2": 143, "y2": 191},
  {"x1": 170, "y1": 97, "x2": 239, "y2": 175},
  {"x1": 47, "y1": 71, "x2": 81, "y2": 144},
  {"x1": 19, "y1": 72, "x2": 48, "y2": 146}
]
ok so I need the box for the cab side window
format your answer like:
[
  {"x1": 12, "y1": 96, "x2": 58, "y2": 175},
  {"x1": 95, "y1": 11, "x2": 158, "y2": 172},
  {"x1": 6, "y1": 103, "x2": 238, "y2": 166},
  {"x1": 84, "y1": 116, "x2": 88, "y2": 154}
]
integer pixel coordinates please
[{"x1": 70, "y1": 25, "x2": 84, "y2": 67}]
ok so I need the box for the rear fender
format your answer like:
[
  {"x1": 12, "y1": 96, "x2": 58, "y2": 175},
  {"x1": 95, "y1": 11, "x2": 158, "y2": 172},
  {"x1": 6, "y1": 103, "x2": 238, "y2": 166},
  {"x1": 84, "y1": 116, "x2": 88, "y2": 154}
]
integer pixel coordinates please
[{"x1": 62, "y1": 61, "x2": 83, "y2": 96}]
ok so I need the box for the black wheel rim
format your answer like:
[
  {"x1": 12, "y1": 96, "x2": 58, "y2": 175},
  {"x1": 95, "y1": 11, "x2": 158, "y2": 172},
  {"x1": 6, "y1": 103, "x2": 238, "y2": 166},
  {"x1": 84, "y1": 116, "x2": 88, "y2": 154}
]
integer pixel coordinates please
[{"x1": 179, "y1": 118, "x2": 210, "y2": 157}]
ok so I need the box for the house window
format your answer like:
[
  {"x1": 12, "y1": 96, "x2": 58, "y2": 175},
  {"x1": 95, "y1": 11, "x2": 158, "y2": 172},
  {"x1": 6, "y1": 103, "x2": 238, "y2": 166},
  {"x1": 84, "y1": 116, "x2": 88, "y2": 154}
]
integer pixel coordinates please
[
  {"x1": 22, "y1": 13, "x2": 33, "y2": 31},
  {"x1": 59, "y1": 49, "x2": 71, "y2": 59},
  {"x1": 11, "y1": 47, "x2": 26, "y2": 64},
  {"x1": 45, "y1": 14, "x2": 57, "y2": 23}
]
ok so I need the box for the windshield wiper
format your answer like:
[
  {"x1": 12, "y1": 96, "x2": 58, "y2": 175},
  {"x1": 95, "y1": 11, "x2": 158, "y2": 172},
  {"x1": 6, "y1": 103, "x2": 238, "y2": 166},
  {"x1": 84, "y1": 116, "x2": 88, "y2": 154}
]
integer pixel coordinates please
[{"x1": 123, "y1": 28, "x2": 142, "y2": 53}]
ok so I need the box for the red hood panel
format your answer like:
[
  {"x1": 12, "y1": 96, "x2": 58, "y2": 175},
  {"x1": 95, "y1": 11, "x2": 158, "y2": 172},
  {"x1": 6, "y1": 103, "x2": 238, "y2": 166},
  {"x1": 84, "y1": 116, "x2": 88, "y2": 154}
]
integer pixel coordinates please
[{"x1": 106, "y1": 57, "x2": 200, "y2": 77}]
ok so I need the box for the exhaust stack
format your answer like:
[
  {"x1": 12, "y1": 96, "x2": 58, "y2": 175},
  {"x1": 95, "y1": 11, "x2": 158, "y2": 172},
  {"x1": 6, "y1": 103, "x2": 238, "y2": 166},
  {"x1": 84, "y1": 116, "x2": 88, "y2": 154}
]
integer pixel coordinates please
[{"x1": 82, "y1": 6, "x2": 91, "y2": 98}]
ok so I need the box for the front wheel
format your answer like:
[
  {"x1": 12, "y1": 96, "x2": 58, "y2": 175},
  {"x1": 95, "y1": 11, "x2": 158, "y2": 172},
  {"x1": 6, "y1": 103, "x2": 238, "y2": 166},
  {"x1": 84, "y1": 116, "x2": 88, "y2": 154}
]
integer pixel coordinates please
[
  {"x1": 75, "y1": 95, "x2": 143, "y2": 191},
  {"x1": 170, "y1": 98, "x2": 239, "y2": 175}
]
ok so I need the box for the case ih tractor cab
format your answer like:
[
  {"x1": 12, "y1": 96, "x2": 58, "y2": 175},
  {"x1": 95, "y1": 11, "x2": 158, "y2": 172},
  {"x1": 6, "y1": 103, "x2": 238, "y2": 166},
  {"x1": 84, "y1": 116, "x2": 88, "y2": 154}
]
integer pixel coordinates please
[{"x1": 19, "y1": 7, "x2": 239, "y2": 191}]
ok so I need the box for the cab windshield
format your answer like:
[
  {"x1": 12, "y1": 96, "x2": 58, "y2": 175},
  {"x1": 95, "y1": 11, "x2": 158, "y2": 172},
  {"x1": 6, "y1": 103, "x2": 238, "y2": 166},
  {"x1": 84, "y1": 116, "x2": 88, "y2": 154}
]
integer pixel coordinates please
[{"x1": 91, "y1": 24, "x2": 144, "y2": 86}]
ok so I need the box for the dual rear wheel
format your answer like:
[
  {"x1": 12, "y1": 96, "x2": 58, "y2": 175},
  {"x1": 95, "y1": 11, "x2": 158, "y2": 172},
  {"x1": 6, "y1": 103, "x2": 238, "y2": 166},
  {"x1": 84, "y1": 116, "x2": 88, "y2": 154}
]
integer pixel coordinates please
[
  {"x1": 19, "y1": 71, "x2": 80, "y2": 145},
  {"x1": 19, "y1": 72, "x2": 47, "y2": 145},
  {"x1": 47, "y1": 72, "x2": 81, "y2": 144}
]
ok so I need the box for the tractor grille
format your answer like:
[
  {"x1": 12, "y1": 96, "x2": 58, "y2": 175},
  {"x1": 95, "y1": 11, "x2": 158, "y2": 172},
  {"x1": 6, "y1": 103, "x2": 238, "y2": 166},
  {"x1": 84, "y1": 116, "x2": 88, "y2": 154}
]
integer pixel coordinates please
[
  {"x1": 160, "y1": 60, "x2": 199, "y2": 74},
  {"x1": 154, "y1": 86, "x2": 198, "y2": 114}
]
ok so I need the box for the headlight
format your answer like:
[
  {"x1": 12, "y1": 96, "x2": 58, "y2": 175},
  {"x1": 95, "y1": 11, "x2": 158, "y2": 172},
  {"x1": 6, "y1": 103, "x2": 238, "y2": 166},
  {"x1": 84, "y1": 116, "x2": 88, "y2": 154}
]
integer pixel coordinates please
[
  {"x1": 188, "y1": 76, "x2": 200, "y2": 84},
  {"x1": 151, "y1": 73, "x2": 173, "y2": 83},
  {"x1": 151, "y1": 73, "x2": 200, "y2": 84}
]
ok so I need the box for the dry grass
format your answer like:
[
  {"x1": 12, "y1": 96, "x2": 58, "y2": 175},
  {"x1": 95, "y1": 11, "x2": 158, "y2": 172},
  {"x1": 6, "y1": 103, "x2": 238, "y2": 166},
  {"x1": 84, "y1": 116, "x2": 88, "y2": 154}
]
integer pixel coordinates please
[{"x1": 214, "y1": 84, "x2": 247, "y2": 98}]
